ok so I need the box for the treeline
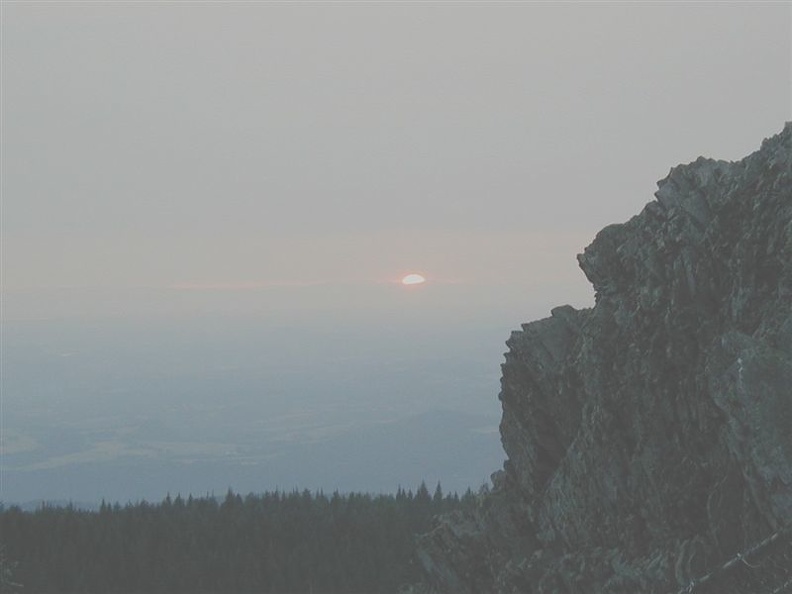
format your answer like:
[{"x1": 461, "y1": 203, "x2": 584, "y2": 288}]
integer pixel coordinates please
[{"x1": 0, "y1": 482, "x2": 474, "y2": 593}]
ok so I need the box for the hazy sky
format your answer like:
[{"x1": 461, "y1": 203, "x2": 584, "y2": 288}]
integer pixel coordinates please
[
  {"x1": 3, "y1": 1, "x2": 791, "y2": 322},
  {"x1": 2, "y1": 0, "x2": 792, "y2": 503}
]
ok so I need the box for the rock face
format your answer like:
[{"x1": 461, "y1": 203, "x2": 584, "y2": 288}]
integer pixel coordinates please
[{"x1": 417, "y1": 125, "x2": 792, "y2": 593}]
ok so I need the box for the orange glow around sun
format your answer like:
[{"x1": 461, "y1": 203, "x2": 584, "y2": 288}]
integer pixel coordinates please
[{"x1": 401, "y1": 273, "x2": 426, "y2": 285}]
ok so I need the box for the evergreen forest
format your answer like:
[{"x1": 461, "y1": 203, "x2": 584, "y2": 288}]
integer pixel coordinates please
[{"x1": 0, "y1": 482, "x2": 476, "y2": 593}]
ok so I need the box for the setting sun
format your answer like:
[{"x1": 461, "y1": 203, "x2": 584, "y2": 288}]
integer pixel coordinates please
[{"x1": 401, "y1": 273, "x2": 426, "y2": 285}]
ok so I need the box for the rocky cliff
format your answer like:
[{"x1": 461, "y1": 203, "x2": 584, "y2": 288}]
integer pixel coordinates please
[{"x1": 417, "y1": 125, "x2": 792, "y2": 593}]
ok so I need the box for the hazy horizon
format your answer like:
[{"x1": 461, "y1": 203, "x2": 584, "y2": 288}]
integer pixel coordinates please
[{"x1": 2, "y1": 1, "x2": 790, "y2": 503}]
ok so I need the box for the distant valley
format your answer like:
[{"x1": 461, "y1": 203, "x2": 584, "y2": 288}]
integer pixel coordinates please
[{"x1": 3, "y1": 311, "x2": 508, "y2": 503}]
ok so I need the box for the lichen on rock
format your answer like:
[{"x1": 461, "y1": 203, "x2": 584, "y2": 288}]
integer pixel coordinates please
[{"x1": 417, "y1": 125, "x2": 792, "y2": 593}]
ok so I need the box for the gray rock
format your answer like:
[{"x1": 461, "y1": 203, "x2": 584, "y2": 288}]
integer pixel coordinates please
[{"x1": 417, "y1": 124, "x2": 792, "y2": 593}]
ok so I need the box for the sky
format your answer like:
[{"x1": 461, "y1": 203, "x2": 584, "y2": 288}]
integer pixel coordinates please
[
  {"x1": 3, "y1": 1, "x2": 790, "y2": 322},
  {"x1": 1, "y1": 1, "x2": 791, "y2": 502}
]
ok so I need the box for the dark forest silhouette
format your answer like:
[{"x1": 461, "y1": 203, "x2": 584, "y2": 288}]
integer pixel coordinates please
[{"x1": 1, "y1": 483, "x2": 476, "y2": 593}]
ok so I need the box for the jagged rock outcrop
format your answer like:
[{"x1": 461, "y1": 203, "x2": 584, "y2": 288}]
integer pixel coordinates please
[{"x1": 418, "y1": 125, "x2": 792, "y2": 593}]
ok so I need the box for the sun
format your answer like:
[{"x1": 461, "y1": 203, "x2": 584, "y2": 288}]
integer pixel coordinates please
[{"x1": 401, "y1": 273, "x2": 426, "y2": 286}]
